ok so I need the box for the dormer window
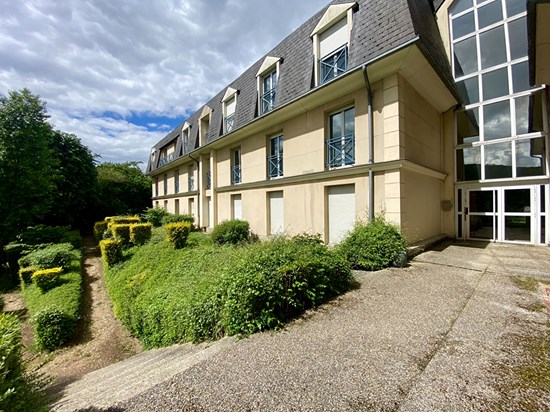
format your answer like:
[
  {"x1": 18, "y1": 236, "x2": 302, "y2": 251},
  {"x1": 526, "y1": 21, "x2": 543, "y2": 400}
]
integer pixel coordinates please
[
  {"x1": 199, "y1": 106, "x2": 212, "y2": 146},
  {"x1": 311, "y1": 3, "x2": 355, "y2": 86},
  {"x1": 222, "y1": 87, "x2": 238, "y2": 134},
  {"x1": 182, "y1": 123, "x2": 190, "y2": 154},
  {"x1": 256, "y1": 56, "x2": 281, "y2": 116}
]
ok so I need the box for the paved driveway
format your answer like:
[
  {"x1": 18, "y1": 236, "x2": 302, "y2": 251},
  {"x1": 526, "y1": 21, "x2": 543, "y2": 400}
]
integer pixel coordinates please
[{"x1": 76, "y1": 241, "x2": 550, "y2": 411}]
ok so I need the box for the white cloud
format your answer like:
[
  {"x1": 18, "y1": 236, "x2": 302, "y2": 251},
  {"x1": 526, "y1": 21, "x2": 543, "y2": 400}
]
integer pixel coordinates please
[{"x1": 0, "y1": 0, "x2": 329, "y2": 167}]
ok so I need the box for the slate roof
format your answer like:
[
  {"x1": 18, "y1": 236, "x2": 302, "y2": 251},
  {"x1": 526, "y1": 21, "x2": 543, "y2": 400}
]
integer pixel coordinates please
[{"x1": 147, "y1": 0, "x2": 455, "y2": 174}]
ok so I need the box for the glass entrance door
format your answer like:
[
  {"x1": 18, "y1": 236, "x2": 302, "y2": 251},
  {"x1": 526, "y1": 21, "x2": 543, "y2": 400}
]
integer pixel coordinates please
[
  {"x1": 503, "y1": 187, "x2": 533, "y2": 242},
  {"x1": 466, "y1": 189, "x2": 498, "y2": 241}
]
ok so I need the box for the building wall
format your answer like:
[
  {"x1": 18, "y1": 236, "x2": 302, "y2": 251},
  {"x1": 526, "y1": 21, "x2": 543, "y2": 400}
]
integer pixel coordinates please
[{"x1": 536, "y1": 5, "x2": 550, "y2": 86}]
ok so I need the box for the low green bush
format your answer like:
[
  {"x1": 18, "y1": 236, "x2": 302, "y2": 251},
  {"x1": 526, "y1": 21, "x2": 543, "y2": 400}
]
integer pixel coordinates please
[
  {"x1": 19, "y1": 266, "x2": 39, "y2": 286},
  {"x1": 100, "y1": 239, "x2": 123, "y2": 267},
  {"x1": 107, "y1": 216, "x2": 140, "y2": 226},
  {"x1": 0, "y1": 314, "x2": 48, "y2": 411},
  {"x1": 162, "y1": 214, "x2": 194, "y2": 226},
  {"x1": 141, "y1": 207, "x2": 169, "y2": 227},
  {"x1": 111, "y1": 224, "x2": 132, "y2": 246},
  {"x1": 16, "y1": 225, "x2": 81, "y2": 249},
  {"x1": 165, "y1": 222, "x2": 191, "y2": 249},
  {"x1": 18, "y1": 243, "x2": 78, "y2": 271},
  {"x1": 130, "y1": 223, "x2": 152, "y2": 245},
  {"x1": 22, "y1": 256, "x2": 82, "y2": 352},
  {"x1": 211, "y1": 220, "x2": 250, "y2": 245},
  {"x1": 337, "y1": 217, "x2": 407, "y2": 271},
  {"x1": 32, "y1": 267, "x2": 63, "y2": 292},
  {"x1": 93, "y1": 221, "x2": 108, "y2": 242}
]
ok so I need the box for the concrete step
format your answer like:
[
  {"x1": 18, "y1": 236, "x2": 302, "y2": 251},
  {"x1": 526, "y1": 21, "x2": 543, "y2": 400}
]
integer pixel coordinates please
[{"x1": 51, "y1": 336, "x2": 237, "y2": 411}]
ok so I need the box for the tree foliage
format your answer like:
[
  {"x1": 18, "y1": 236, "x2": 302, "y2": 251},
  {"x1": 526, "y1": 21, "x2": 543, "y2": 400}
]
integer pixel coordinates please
[
  {"x1": 0, "y1": 89, "x2": 56, "y2": 245},
  {"x1": 96, "y1": 162, "x2": 151, "y2": 217}
]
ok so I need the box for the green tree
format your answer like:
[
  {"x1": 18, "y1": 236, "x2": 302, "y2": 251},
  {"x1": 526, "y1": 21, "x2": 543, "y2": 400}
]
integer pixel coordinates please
[
  {"x1": 96, "y1": 162, "x2": 151, "y2": 217},
  {"x1": 0, "y1": 89, "x2": 57, "y2": 246},
  {"x1": 44, "y1": 131, "x2": 98, "y2": 228}
]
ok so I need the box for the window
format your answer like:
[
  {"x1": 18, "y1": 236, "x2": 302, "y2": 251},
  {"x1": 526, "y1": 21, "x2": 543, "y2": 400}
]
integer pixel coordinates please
[
  {"x1": 268, "y1": 135, "x2": 283, "y2": 178},
  {"x1": 261, "y1": 70, "x2": 277, "y2": 114},
  {"x1": 163, "y1": 174, "x2": 168, "y2": 195},
  {"x1": 311, "y1": 3, "x2": 354, "y2": 86},
  {"x1": 327, "y1": 107, "x2": 355, "y2": 168},
  {"x1": 174, "y1": 169, "x2": 179, "y2": 194},
  {"x1": 154, "y1": 177, "x2": 158, "y2": 197},
  {"x1": 231, "y1": 148, "x2": 242, "y2": 185},
  {"x1": 199, "y1": 106, "x2": 212, "y2": 146},
  {"x1": 188, "y1": 165, "x2": 195, "y2": 191},
  {"x1": 450, "y1": 0, "x2": 546, "y2": 182},
  {"x1": 182, "y1": 127, "x2": 189, "y2": 154},
  {"x1": 222, "y1": 88, "x2": 238, "y2": 134}
]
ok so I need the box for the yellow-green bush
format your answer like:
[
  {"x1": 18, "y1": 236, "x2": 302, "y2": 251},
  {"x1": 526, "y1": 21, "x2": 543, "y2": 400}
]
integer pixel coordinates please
[
  {"x1": 165, "y1": 222, "x2": 191, "y2": 249},
  {"x1": 93, "y1": 221, "x2": 108, "y2": 242},
  {"x1": 111, "y1": 224, "x2": 132, "y2": 245},
  {"x1": 107, "y1": 216, "x2": 140, "y2": 227},
  {"x1": 130, "y1": 223, "x2": 152, "y2": 245},
  {"x1": 19, "y1": 266, "x2": 39, "y2": 285},
  {"x1": 32, "y1": 267, "x2": 62, "y2": 292},
  {"x1": 100, "y1": 239, "x2": 123, "y2": 267}
]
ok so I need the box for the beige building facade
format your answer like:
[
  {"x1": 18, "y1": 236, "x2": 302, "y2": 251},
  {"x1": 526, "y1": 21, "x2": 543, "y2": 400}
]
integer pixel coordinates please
[{"x1": 147, "y1": 0, "x2": 549, "y2": 246}]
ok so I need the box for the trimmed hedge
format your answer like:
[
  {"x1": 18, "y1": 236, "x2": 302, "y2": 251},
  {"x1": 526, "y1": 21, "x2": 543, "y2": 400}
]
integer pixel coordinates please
[
  {"x1": 0, "y1": 314, "x2": 48, "y2": 411},
  {"x1": 32, "y1": 267, "x2": 63, "y2": 292},
  {"x1": 21, "y1": 254, "x2": 82, "y2": 351},
  {"x1": 18, "y1": 243, "x2": 78, "y2": 271},
  {"x1": 162, "y1": 214, "x2": 194, "y2": 226},
  {"x1": 130, "y1": 223, "x2": 152, "y2": 245},
  {"x1": 15, "y1": 225, "x2": 81, "y2": 249},
  {"x1": 107, "y1": 216, "x2": 140, "y2": 226},
  {"x1": 337, "y1": 217, "x2": 407, "y2": 271},
  {"x1": 19, "y1": 266, "x2": 39, "y2": 286},
  {"x1": 100, "y1": 239, "x2": 123, "y2": 267},
  {"x1": 165, "y1": 222, "x2": 191, "y2": 249},
  {"x1": 93, "y1": 221, "x2": 108, "y2": 242},
  {"x1": 141, "y1": 207, "x2": 168, "y2": 227},
  {"x1": 111, "y1": 224, "x2": 132, "y2": 246},
  {"x1": 211, "y1": 219, "x2": 250, "y2": 245}
]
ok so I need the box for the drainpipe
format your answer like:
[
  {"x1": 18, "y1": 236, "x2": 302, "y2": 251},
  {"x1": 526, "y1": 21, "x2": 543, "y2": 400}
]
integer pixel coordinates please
[
  {"x1": 362, "y1": 64, "x2": 375, "y2": 222},
  {"x1": 189, "y1": 153, "x2": 201, "y2": 227}
]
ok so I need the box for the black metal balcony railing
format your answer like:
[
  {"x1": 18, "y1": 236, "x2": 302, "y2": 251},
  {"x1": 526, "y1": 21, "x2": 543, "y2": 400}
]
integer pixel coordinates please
[
  {"x1": 261, "y1": 89, "x2": 276, "y2": 114},
  {"x1": 320, "y1": 46, "x2": 348, "y2": 85},
  {"x1": 267, "y1": 154, "x2": 283, "y2": 178},
  {"x1": 158, "y1": 152, "x2": 176, "y2": 167},
  {"x1": 232, "y1": 165, "x2": 242, "y2": 184},
  {"x1": 225, "y1": 114, "x2": 235, "y2": 133},
  {"x1": 175, "y1": 180, "x2": 179, "y2": 194},
  {"x1": 326, "y1": 133, "x2": 355, "y2": 168},
  {"x1": 188, "y1": 176, "x2": 195, "y2": 191},
  {"x1": 206, "y1": 171, "x2": 212, "y2": 189}
]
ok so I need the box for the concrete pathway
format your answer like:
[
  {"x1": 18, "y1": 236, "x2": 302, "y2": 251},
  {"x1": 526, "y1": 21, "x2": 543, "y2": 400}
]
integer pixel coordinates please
[{"x1": 51, "y1": 241, "x2": 550, "y2": 411}]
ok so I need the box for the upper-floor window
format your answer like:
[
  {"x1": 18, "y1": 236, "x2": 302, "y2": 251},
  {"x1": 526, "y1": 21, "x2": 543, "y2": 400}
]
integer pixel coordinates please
[
  {"x1": 199, "y1": 106, "x2": 212, "y2": 146},
  {"x1": 188, "y1": 165, "x2": 195, "y2": 191},
  {"x1": 327, "y1": 107, "x2": 355, "y2": 168},
  {"x1": 163, "y1": 174, "x2": 168, "y2": 195},
  {"x1": 311, "y1": 3, "x2": 354, "y2": 86},
  {"x1": 268, "y1": 135, "x2": 283, "y2": 178},
  {"x1": 174, "y1": 169, "x2": 180, "y2": 194},
  {"x1": 262, "y1": 70, "x2": 277, "y2": 114},
  {"x1": 232, "y1": 147, "x2": 242, "y2": 185},
  {"x1": 154, "y1": 177, "x2": 158, "y2": 197},
  {"x1": 450, "y1": 0, "x2": 546, "y2": 181},
  {"x1": 225, "y1": 95, "x2": 236, "y2": 133},
  {"x1": 182, "y1": 126, "x2": 190, "y2": 154}
]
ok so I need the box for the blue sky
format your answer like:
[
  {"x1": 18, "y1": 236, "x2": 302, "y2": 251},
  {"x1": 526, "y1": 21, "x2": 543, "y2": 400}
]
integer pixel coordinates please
[{"x1": 0, "y1": 0, "x2": 330, "y2": 168}]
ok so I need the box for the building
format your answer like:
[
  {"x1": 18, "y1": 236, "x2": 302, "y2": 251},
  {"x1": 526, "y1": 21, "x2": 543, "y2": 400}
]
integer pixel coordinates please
[{"x1": 146, "y1": 0, "x2": 549, "y2": 245}]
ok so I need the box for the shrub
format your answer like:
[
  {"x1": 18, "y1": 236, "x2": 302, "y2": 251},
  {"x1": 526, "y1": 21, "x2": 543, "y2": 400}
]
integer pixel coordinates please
[
  {"x1": 337, "y1": 217, "x2": 407, "y2": 271},
  {"x1": 18, "y1": 243, "x2": 77, "y2": 271},
  {"x1": 211, "y1": 220, "x2": 250, "y2": 245},
  {"x1": 32, "y1": 267, "x2": 63, "y2": 292},
  {"x1": 111, "y1": 224, "x2": 132, "y2": 246},
  {"x1": 108, "y1": 216, "x2": 140, "y2": 226},
  {"x1": 19, "y1": 266, "x2": 39, "y2": 285},
  {"x1": 22, "y1": 264, "x2": 82, "y2": 352},
  {"x1": 0, "y1": 314, "x2": 48, "y2": 411},
  {"x1": 165, "y1": 222, "x2": 191, "y2": 249},
  {"x1": 93, "y1": 221, "x2": 108, "y2": 242},
  {"x1": 100, "y1": 239, "x2": 123, "y2": 267},
  {"x1": 162, "y1": 214, "x2": 195, "y2": 226},
  {"x1": 15, "y1": 225, "x2": 81, "y2": 249},
  {"x1": 130, "y1": 223, "x2": 152, "y2": 245},
  {"x1": 141, "y1": 207, "x2": 168, "y2": 227}
]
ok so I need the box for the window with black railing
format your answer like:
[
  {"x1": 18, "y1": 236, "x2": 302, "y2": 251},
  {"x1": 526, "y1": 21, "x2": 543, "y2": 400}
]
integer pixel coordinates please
[
  {"x1": 225, "y1": 113, "x2": 235, "y2": 133},
  {"x1": 175, "y1": 169, "x2": 179, "y2": 194},
  {"x1": 206, "y1": 170, "x2": 212, "y2": 189},
  {"x1": 268, "y1": 135, "x2": 283, "y2": 178},
  {"x1": 327, "y1": 107, "x2": 355, "y2": 168},
  {"x1": 232, "y1": 148, "x2": 242, "y2": 184},
  {"x1": 261, "y1": 70, "x2": 277, "y2": 114},
  {"x1": 158, "y1": 152, "x2": 176, "y2": 167},
  {"x1": 320, "y1": 45, "x2": 348, "y2": 85}
]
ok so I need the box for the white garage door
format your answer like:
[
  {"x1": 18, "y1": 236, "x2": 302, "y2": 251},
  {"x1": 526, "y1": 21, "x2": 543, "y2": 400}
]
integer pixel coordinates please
[
  {"x1": 328, "y1": 185, "x2": 355, "y2": 245},
  {"x1": 232, "y1": 194, "x2": 242, "y2": 220},
  {"x1": 269, "y1": 191, "x2": 284, "y2": 235}
]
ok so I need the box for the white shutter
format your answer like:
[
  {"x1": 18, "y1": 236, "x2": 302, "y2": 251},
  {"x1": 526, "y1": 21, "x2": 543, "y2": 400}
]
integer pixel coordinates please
[
  {"x1": 269, "y1": 191, "x2": 284, "y2": 235},
  {"x1": 328, "y1": 185, "x2": 355, "y2": 245},
  {"x1": 319, "y1": 18, "x2": 348, "y2": 58},
  {"x1": 233, "y1": 194, "x2": 242, "y2": 220},
  {"x1": 226, "y1": 96, "x2": 236, "y2": 116}
]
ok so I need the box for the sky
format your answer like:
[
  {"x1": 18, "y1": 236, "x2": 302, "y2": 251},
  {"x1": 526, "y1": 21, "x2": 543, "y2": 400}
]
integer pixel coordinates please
[{"x1": 0, "y1": 0, "x2": 330, "y2": 168}]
